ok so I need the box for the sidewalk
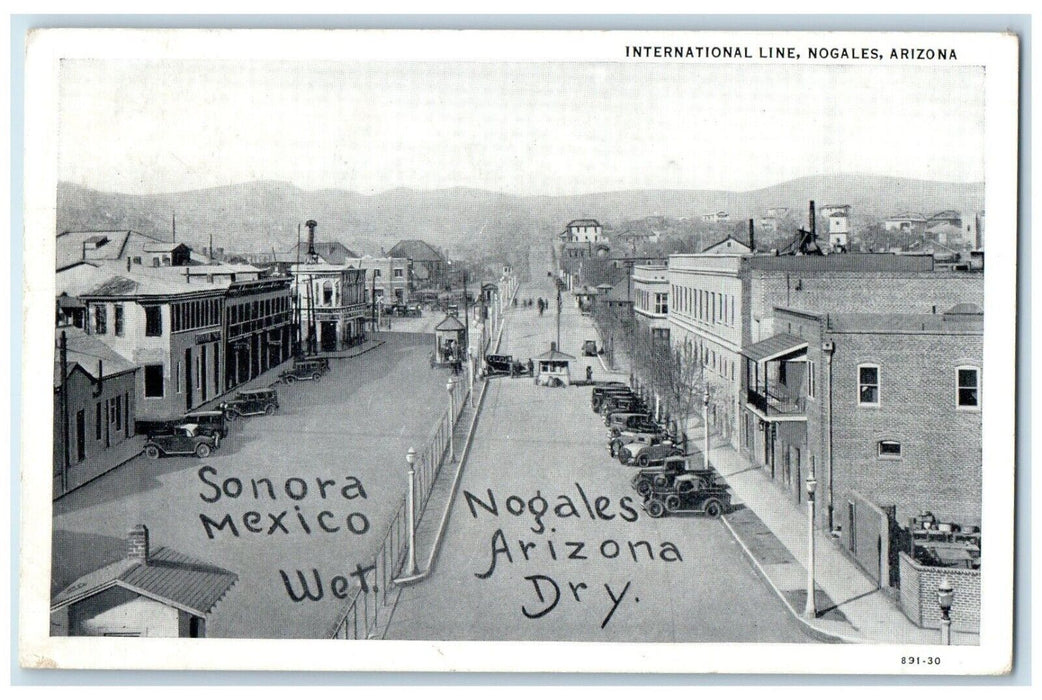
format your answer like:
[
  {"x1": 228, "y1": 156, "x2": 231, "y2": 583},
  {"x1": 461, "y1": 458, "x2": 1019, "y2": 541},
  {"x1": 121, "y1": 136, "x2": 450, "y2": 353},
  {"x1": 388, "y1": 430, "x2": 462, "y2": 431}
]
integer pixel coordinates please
[
  {"x1": 55, "y1": 434, "x2": 146, "y2": 499},
  {"x1": 703, "y1": 428, "x2": 979, "y2": 645}
]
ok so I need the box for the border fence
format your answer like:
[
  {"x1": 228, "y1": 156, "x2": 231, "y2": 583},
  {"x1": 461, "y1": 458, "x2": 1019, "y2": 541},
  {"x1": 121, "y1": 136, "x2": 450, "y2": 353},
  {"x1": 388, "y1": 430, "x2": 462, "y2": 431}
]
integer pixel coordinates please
[{"x1": 327, "y1": 375, "x2": 469, "y2": 639}]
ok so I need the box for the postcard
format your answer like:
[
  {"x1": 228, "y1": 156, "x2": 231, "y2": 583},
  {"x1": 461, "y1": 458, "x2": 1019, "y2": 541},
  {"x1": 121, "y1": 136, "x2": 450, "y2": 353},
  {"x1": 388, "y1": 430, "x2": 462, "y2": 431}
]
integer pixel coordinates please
[{"x1": 19, "y1": 28, "x2": 1018, "y2": 674}]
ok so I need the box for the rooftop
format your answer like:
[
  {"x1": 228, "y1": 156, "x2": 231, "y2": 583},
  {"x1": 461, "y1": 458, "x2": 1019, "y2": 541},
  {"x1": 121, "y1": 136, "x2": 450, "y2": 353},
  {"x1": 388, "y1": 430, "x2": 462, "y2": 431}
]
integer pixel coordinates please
[
  {"x1": 81, "y1": 266, "x2": 230, "y2": 298},
  {"x1": 51, "y1": 545, "x2": 238, "y2": 618},
  {"x1": 54, "y1": 327, "x2": 137, "y2": 387},
  {"x1": 388, "y1": 239, "x2": 444, "y2": 262},
  {"x1": 566, "y1": 219, "x2": 601, "y2": 228}
]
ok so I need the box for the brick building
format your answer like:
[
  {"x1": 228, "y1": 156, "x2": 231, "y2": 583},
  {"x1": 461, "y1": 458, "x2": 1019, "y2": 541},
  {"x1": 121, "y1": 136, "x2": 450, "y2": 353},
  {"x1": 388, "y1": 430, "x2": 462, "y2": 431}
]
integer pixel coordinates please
[{"x1": 740, "y1": 305, "x2": 983, "y2": 589}]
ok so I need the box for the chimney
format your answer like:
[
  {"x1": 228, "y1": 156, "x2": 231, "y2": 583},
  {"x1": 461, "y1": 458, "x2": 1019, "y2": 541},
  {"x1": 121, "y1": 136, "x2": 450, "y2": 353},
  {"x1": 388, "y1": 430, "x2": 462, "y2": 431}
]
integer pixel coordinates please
[
  {"x1": 305, "y1": 220, "x2": 318, "y2": 260},
  {"x1": 127, "y1": 524, "x2": 150, "y2": 564},
  {"x1": 550, "y1": 342, "x2": 557, "y2": 352},
  {"x1": 748, "y1": 218, "x2": 755, "y2": 251},
  {"x1": 808, "y1": 200, "x2": 816, "y2": 238}
]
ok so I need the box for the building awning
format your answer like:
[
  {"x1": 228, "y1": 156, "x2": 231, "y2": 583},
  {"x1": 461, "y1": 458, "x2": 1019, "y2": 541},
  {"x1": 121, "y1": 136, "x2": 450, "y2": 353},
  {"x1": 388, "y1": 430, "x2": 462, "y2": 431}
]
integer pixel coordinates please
[
  {"x1": 434, "y1": 315, "x2": 466, "y2": 332},
  {"x1": 741, "y1": 333, "x2": 808, "y2": 363}
]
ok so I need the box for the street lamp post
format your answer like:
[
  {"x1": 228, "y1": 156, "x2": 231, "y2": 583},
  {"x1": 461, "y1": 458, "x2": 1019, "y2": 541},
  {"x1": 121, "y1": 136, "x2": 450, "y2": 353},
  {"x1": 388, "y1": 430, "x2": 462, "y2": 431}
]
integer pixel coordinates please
[
  {"x1": 805, "y1": 472, "x2": 818, "y2": 618},
  {"x1": 702, "y1": 387, "x2": 711, "y2": 472},
  {"x1": 446, "y1": 378, "x2": 456, "y2": 462},
  {"x1": 468, "y1": 345, "x2": 476, "y2": 407},
  {"x1": 404, "y1": 447, "x2": 418, "y2": 577},
  {"x1": 938, "y1": 577, "x2": 954, "y2": 645}
]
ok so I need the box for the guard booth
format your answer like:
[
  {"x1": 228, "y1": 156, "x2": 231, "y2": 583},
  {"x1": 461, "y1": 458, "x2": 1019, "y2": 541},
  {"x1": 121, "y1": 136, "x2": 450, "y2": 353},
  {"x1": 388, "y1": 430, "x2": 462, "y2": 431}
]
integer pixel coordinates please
[
  {"x1": 534, "y1": 343, "x2": 575, "y2": 387},
  {"x1": 432, "y1": 314, "x2": 467, "y2": 367}
]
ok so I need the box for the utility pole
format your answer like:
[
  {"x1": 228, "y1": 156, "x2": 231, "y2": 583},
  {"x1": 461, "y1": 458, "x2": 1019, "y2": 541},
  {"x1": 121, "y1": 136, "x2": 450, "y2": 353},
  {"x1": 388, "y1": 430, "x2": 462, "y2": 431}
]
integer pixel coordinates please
[
  {"x1": 555, "y1": 284, "x2": 562, "y2": 351},
  {"x1": 59, "y1": 331, "x2": 69, "y2": 496},
  {"x1": 462, "y1": 269, "x2": 470, "y2": 352}
]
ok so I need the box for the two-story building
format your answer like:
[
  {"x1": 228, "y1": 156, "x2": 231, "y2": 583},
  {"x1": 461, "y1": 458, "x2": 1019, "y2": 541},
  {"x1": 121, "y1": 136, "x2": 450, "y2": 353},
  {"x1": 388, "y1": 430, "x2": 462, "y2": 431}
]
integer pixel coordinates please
[
  {"x1": 223, "y1": 277, "x2": 294, "y2": 391},
  {"x1": 290, "y1": 264, "x2": 368, "y2": 353},
  {"x1": 388, "y1": 240, "x2": 446, "y2": 290},
  {"x1": 79, "y1": 265, "x2": 228, "y2": 425},
  {"x1": 741, "y1": 305, "x2": 982, "y2": 588},
  {"x1": 667, "y1": 252, "x2": 985, "y2": 450},
  {"x1": 560, "y1": 219, "x2": 607, "y2": 244},
  {"x1": 345, "y1": 256, "x2": 412, "y2": 306},
  {"x1": 632, "y1": 265, "x2": 670, "y2": 344}
]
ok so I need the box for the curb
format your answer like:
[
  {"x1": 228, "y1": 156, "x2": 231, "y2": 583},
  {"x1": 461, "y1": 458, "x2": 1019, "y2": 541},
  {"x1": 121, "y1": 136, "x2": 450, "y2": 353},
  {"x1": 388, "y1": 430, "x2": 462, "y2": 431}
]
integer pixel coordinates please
[
  {"x1": 315, "y1": 339, "x2": 386, "y2": 360},
  {"x1": 719, "y1": 513, "x2": 865, "y2": 645},
  {"x1": 391, "y1": 287, "x2": 516, "y2": 585}
]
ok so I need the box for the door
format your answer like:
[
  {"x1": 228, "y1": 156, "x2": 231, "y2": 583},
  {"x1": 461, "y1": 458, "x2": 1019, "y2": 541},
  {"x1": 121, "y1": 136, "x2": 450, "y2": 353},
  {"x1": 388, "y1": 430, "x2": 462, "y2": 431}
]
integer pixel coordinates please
[
  {"x1": 185, "y1": 347, "x2": 193, "y2": 410},
  {"x1": 321, "y1": 321, "x2": 337, "y2": 352},
  {"x1": 848, "y1": 501, "x2": 857, "y2": 554},
  {"x1": 75, "y1": 410, "x2": 85, "y2": 462},
  {"x1": 200, "y1": 345, "x2": 208, "y2": 402}
]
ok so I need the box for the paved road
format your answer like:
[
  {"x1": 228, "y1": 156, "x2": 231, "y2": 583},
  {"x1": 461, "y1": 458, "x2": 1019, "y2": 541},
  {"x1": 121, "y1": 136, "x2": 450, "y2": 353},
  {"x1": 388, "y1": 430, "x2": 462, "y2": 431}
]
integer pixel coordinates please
[
  {"x1": 386, "y1": 270, "x2": 814, "y2": 642},
  {"x1": 52, "y1": 332, "x2": 452, "y2": 638}
]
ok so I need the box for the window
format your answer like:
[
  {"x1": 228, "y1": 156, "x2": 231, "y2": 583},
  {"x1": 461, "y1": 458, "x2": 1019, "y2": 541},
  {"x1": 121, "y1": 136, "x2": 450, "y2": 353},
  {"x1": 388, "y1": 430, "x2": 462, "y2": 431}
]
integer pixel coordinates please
[
  {"x1": 144, "y1": 306, "x2": 162, "y2": 336},
  {"x1": 144, "y1": 364, "x2": 164, "y2": 398},
  {"x1": 878, "y1": 441, "x2": 902, "y2": 459},
  {"x1": 807, "y1": 360, "x2": 816, "y2": 399},
  {"x1": 393, "y1": 268, "x2": 404, "y2": 278},
  {"x1": 95, "y1": 402, "x2": 102, "y2": 439},
  {"x1": 654, "y1": 293, "x2": 668, "y2": 315},
  {"x1": 176, "y1": 361, "x2": 182, "y2": 394},
  {"x1": 858, "y1": 364, "x2": 880, "y2": 405},
  {"x1": 114, "y1": 304, "x2": 124, "y2": 336},
  {"x1": 957, "y1": 367, "x2": 980, "y2": 408},
  {"x1": 323, "y1": 281, "x2": 334, "y2": 305},
  {"x1": 94, "y1": 305, "x2": 107, "y2": 335}
]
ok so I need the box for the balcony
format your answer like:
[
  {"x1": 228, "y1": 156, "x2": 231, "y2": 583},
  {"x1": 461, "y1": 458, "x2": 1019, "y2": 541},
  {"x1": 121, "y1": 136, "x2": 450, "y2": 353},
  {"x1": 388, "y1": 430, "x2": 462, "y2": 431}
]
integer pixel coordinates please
[{"x1": 746, "y1": 388, "x2": 806, "y2": 420}]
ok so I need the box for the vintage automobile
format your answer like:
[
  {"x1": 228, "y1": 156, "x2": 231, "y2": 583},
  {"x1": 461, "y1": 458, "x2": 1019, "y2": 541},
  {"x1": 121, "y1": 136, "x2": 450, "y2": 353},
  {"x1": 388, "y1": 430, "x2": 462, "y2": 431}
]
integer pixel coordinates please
[
  {"x1": 608, "y1": 430, "x2": 663, "y2": 458},
  {"x1": 484, "y1": 354, "x2": 531, "y2": 378},
  {"x1": 582, "y1": 340, "x2": 598, "y2": 357},
  {"x1": 297, "y1": 358, "x2": 330, "y2": 373},
  {"x1": 590, "y1": 383, "x2": 631, "y2": 412},
  {"x1": 599, "y1": 394, "x2": 646, "y2": 418},
  {"x1": 619, "y1": 440, "x2": 685, "y2": 467},
  {"x1": 608, "y1": 414, "x2": 663, "y2": 437},
  {"x1": 144, "y1": 424, "x2": 220, "y2": 459},
  {"x1": 631, "y1": 456, "x2": 717, "y2": 497},
  {"x1": 220, "y1": 388, "x2": 280, "y2": 419},
  {"x1": 179, "y1": 410, "x2": 229, "y2": 439},
  {"x1": 403, "y1": 304, "x2": 422, "y2": 318},
  {"x1": 643, "y1": 476, "x2": 731, "y2": 518},
  {"x1": 280, "y1": 362, "x2": 323, "y2": 384}
]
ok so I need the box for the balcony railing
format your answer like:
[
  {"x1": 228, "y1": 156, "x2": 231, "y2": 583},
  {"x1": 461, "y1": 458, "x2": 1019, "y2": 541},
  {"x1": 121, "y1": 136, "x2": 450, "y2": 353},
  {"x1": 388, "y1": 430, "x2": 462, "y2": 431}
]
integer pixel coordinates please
[{"x1": 746, "y1": 388, "x2": 805, "y2": 417}]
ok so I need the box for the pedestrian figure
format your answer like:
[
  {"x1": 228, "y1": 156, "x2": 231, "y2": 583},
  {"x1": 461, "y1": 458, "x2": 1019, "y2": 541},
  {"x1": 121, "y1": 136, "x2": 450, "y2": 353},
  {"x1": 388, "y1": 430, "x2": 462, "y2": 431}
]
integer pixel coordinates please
[
  {"x1": 585, "y1": 365, "x2": 593, "y2": 382},
  {"x1": 527, "y1": 358, "x2": 534, "y2": 375}
]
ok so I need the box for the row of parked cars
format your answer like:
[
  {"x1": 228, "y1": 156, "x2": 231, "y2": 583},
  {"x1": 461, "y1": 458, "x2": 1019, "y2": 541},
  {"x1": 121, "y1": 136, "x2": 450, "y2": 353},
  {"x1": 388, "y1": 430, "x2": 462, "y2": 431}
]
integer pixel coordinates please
[
  {"x1": 592, "y1": 383, "x2": 732, "y2": 518},
  {"x1": 142, "y1": 358, "x2": 330, "y2": 459}
]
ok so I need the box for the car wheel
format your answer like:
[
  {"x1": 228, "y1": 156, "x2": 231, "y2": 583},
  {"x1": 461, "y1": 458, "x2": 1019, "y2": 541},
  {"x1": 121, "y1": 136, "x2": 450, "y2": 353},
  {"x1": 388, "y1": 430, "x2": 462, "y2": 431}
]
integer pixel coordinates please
[
  {"x1": 144, "y1": 445, "x2": 160, "y2": 460},
  {"x1": 646, "y1": 499, "x2": 665, "y2": 518},
  {"x1": 665, "y1": 495, "x2": 681, "y2": 512},
  {"x1": 265, "y1": 404, "x2": 276, "y2": 416},
  {"x1": 312, "y1": 373, "x2": 321, "y2": 381},
  {"x1": 637, "y1": 453, "x2": 650, "y2": 467},
  {"x1": 652, "y1": 475, "x2": 669, "y2": 489},
  {"x1": 618, "y1": 452, "x2": 630, "y2": 465},
  {"x1": 285, "y1": 375, "x2": 296, "y2": 384},
  {"x1": 635, "y1": 479, "x2": 652, "y2": 497},
  {"x1": 704, "y1": 499, "x2": 724, "y2": 518},
  {"x1": 195, "y1": 443, "x2": 212, "y2": 458}
]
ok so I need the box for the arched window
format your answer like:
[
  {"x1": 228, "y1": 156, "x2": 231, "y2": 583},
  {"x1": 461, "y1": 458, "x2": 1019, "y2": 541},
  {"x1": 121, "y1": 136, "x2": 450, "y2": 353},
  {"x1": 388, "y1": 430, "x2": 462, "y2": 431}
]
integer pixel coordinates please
[{"x1": 322, "y1": 281, "x2": 334, "y2": 305}]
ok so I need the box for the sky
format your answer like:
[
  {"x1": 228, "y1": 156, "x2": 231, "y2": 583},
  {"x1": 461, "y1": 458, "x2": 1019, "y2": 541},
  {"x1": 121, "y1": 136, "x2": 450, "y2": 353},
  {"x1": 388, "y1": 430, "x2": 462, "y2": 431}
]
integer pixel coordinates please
[{"x1": 57, "y1": 60, "x2": 985, "y2": 196}]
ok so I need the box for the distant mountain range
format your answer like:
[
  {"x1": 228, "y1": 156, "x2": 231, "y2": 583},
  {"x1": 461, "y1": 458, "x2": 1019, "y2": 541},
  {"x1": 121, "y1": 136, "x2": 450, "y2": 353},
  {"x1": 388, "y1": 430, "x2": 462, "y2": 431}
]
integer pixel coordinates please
[{"x1": 55, "y1": 174, "x2": 984, "y2": 260}]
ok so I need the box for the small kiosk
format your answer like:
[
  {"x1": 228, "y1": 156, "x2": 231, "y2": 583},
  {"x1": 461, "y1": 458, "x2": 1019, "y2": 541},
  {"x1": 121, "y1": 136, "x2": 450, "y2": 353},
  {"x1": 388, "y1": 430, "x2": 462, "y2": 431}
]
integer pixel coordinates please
[
  {"x1": 432, "y1": 314, "x2": 467, "y2": 367},
  {"x1": 534, "y1": 343, "x2": 575, "y2": 387}
]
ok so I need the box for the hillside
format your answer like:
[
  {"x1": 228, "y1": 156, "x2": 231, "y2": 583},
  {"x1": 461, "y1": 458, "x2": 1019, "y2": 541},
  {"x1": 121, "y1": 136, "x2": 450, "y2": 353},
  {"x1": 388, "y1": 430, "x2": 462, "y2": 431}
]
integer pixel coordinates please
[{"x1": 55, "y1": 174, "x2": 984, "y2": 261}]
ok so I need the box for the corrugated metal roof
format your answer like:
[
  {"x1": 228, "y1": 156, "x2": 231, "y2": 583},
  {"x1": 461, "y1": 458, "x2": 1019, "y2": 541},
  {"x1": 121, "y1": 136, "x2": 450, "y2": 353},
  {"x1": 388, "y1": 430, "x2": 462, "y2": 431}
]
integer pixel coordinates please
[
  {"x1": 742, "y1": 333, "x2": 808, "y2": 363},
  {"x1": 52, "y1": 546, "x2": 237, "y2": 617},
  {"x1": 535, "y1": 347, "x2": 576, "y2": 361},
  {"x1": 55, "y1": 327, "x2": 138, "y2": 386}
]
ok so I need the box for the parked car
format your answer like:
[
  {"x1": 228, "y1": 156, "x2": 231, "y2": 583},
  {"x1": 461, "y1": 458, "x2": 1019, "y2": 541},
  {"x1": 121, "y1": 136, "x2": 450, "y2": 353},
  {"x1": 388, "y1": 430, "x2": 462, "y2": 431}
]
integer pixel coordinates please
[
  {"x1": 600, "y1": 394, "x2": 646, "y2": 418},
  {"x1": 608, "y1": 414, "x2": 663, "y2": 437},
  {"x1": 296, "y1": 358, "x2": 329, "y2": 373},
  {"x1": 484, "y1": 354, "x2": 530, "y2": 377},
  {"x1": 179, "y1": 410, "x2": 229, "y2": 439},
  {"x1": 591, "y1": 383, "x2": 630, "y2": 412},
  {"x1": 608, "y1": 430, "x2": 662, "y2": 458},
  {"x1": 280, "y1": 363, "x2": 323, "y2": 383},
  {"x1": 220, "y1": 388, "x2": 280, "y2": 419},
  {"x1": 619, "y1": 440, "x2": 685, "y2": 467},
  {"x1": 631, "y1": 457, "x2": 717, "y2": 497},
  {"x1": 643, "y1": 475, "x2": 731, "y2": 518},
  {"x1": 602, "y1": 402, "x2": 650, "y2": 426},
  {"x1": 144, "y1": 424, "x2": 219, "y2": 459}
]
